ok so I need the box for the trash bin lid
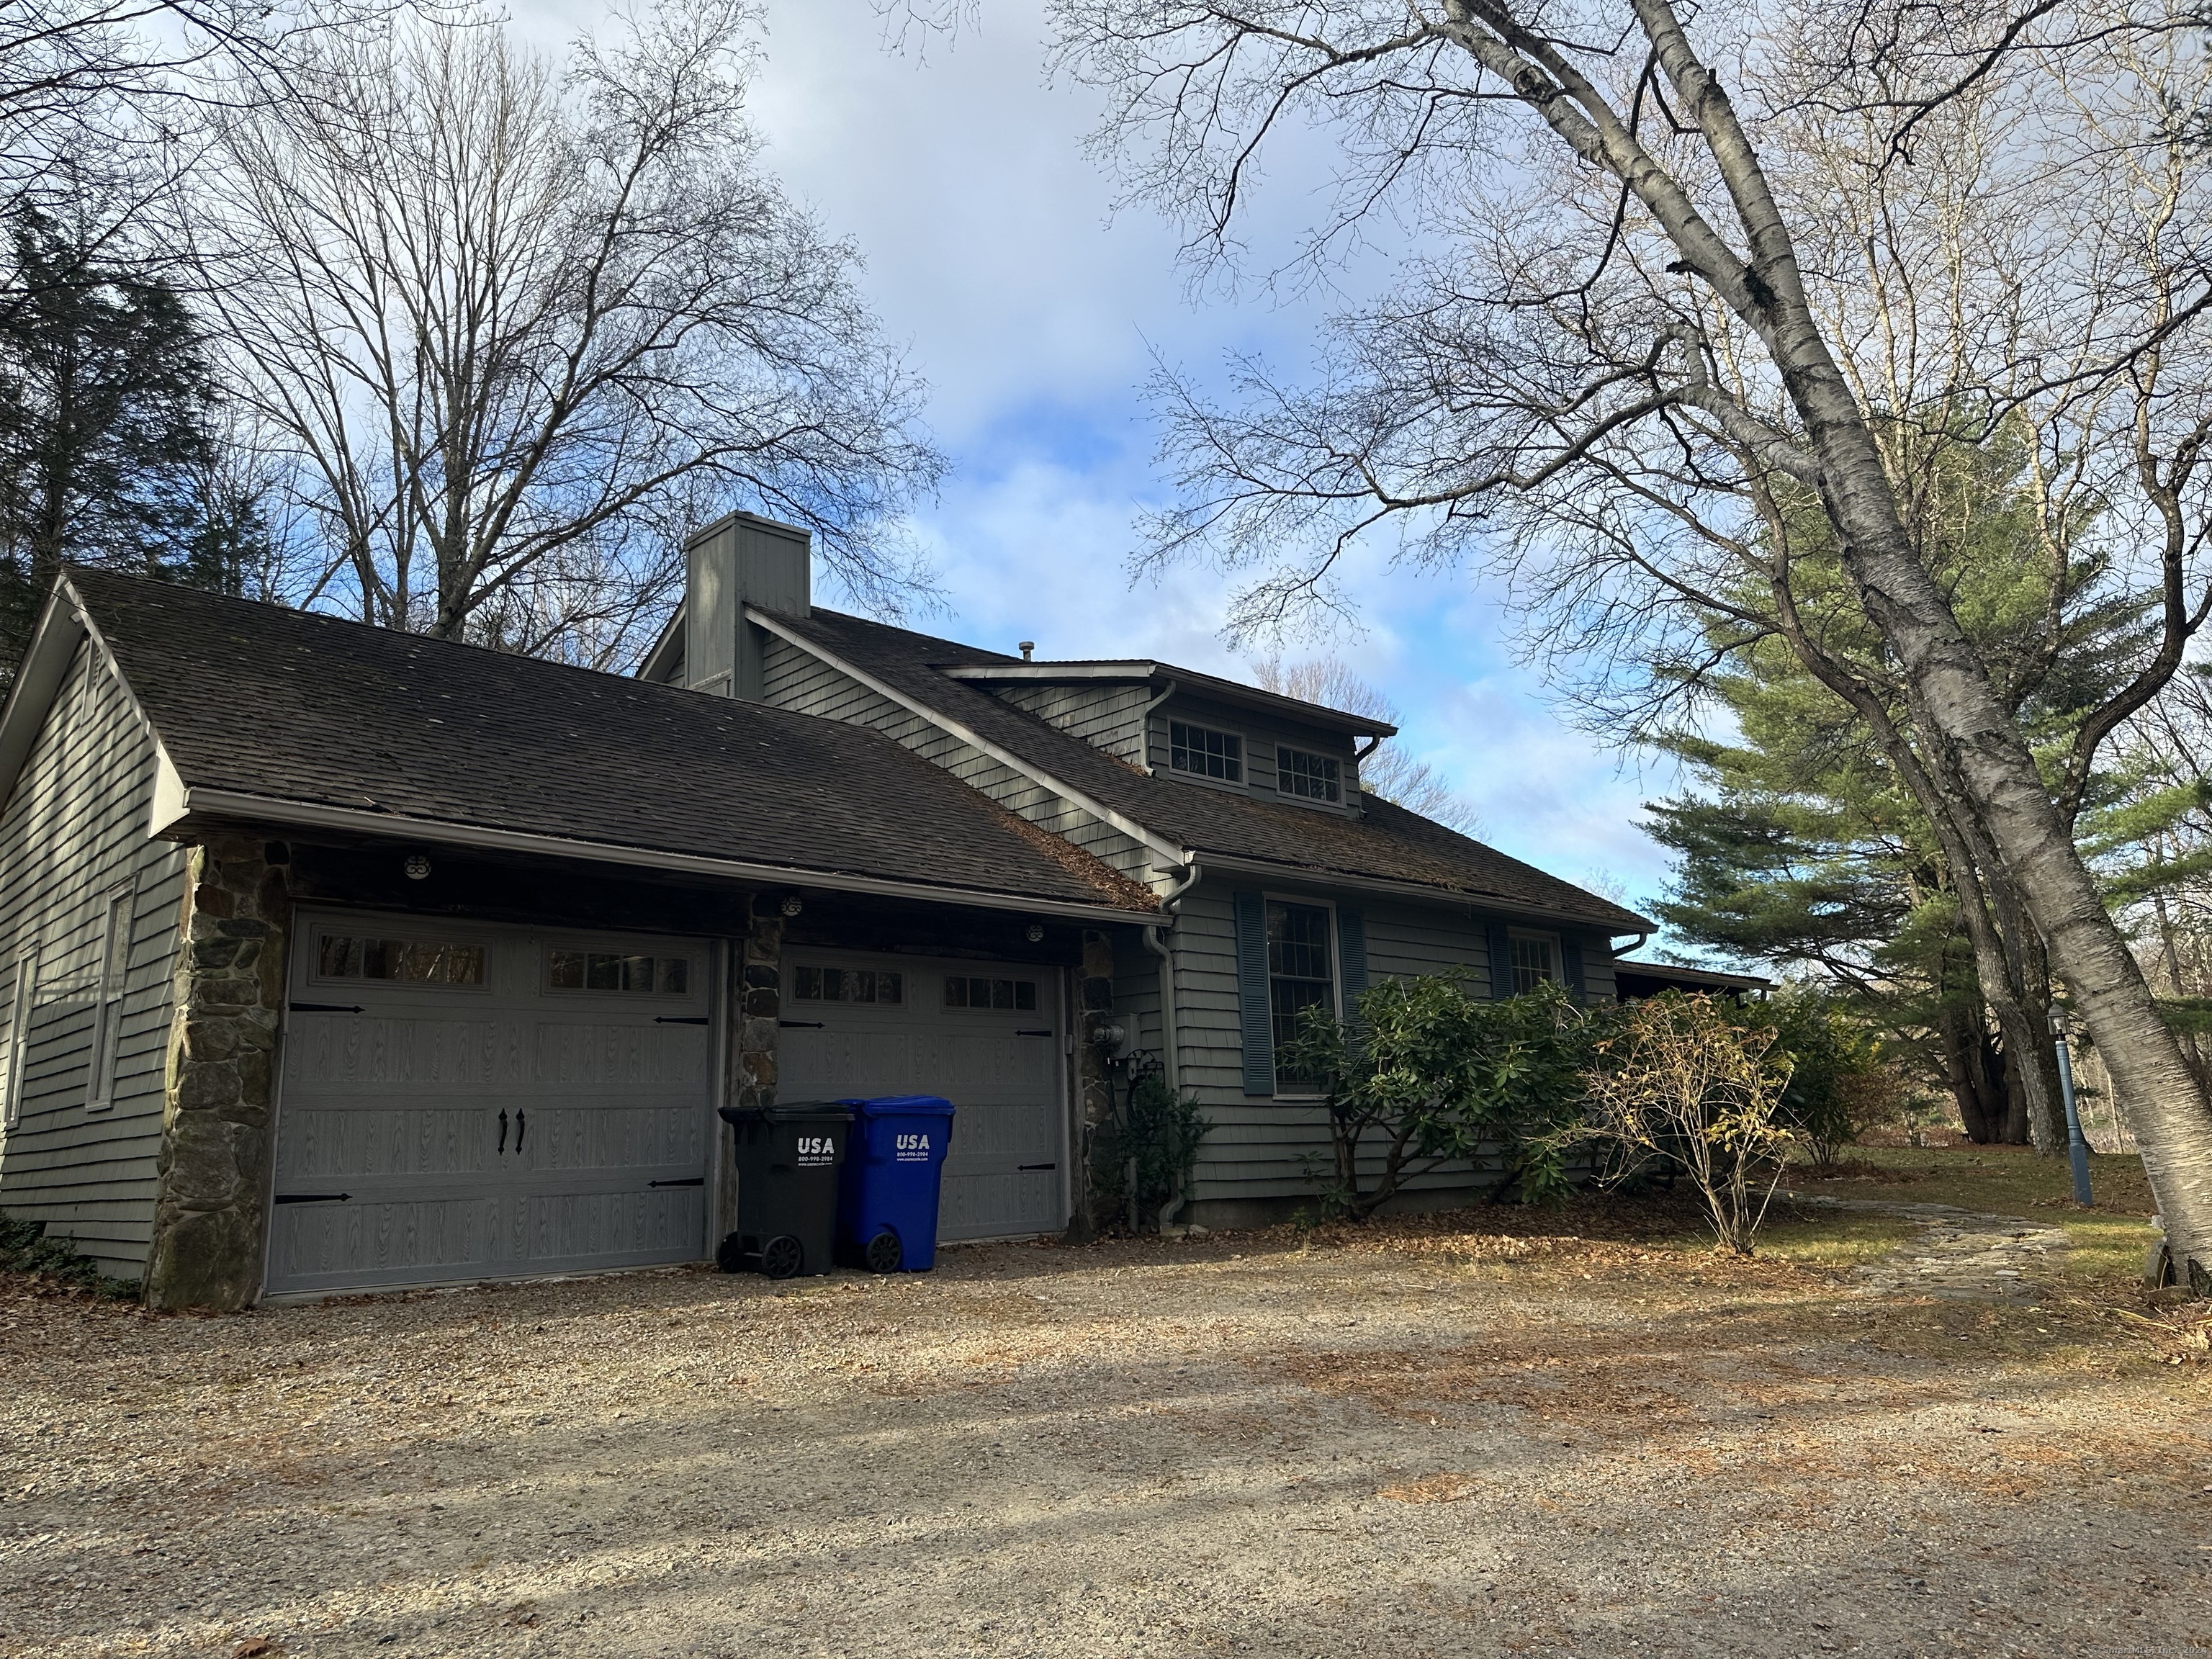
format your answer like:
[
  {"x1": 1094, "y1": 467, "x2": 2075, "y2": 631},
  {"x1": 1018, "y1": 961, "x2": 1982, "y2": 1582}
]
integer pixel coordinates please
[
  {"x1": 717, "y1": 1100, "x2": 856, "y2": 1127},
  {"x1": 842, "y1": 1094, "x2": 956, "y2": 1118}
]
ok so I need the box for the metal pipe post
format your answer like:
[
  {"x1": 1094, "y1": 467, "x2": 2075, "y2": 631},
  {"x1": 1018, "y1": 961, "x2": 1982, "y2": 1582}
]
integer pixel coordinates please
[{"x1": 2051, "y1": 1010, "x2": 2093, "y2": 1208}]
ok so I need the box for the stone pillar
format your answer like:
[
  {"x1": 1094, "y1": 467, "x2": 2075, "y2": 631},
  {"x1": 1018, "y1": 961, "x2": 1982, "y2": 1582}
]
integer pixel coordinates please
[
  {"x1": 716, "y1": 899, "x2": 783, "y2": 1241},
  {"x1": 144, "y1": 837, "x2": 293, "y2": 1312},
  {"x1": 1066, "y1": 929, "x2": 1117, "y2": 1241}
]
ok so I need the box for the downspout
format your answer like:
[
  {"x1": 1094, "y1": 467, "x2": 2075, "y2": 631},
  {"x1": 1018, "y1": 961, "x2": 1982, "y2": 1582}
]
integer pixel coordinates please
[
  {"x1": 1138, "y1": 677, "x2": 1179, "y2": 773},
  {"x1": 1143, "y1": 857, "x2": 1201, "y2": 1228}
]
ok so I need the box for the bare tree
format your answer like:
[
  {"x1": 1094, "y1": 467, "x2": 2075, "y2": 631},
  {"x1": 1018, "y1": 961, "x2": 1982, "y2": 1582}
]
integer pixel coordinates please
[
  {"x1": 1044, "y1": 0, "x2": 2212, "y2": 1290},
  {"x1": 192, "y1": 1, "x2": 943, "y2": 664},
  {"x1": 1251, "y1": 655, "x2": 1483, "y2": 832}
]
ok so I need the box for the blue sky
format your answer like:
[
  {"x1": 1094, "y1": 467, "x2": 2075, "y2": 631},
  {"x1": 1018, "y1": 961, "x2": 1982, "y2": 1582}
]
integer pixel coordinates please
[{"x1": 519, "y1": 0, "x2": 1682, "y2": 926}]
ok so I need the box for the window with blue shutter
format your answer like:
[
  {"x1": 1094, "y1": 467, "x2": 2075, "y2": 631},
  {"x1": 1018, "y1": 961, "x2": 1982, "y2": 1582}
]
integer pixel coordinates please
[{"x1": 1487, "y1": 922, "x2": 1514, "y2": 1002}]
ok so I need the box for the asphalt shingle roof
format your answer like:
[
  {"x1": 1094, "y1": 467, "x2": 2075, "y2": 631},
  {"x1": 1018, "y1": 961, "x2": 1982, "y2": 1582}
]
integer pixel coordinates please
[
  {"x1": 67, "y1": 571, "x2": 1156, "y2": 915},
  {"x1": 760, "y1": 607, "x2": 1652, "y2": 932}
]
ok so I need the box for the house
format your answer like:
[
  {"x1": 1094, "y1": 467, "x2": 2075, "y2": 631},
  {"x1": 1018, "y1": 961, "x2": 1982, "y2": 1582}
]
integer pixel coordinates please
[{"x1": 0, "y1": 514, "x2": 1649, "y2": 1309}]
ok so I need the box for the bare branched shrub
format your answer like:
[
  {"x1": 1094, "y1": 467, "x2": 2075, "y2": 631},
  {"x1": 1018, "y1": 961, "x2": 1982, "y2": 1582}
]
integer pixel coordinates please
[{"x1": 1580, "y1": 994, "x2": 1794, "y2": 1256}]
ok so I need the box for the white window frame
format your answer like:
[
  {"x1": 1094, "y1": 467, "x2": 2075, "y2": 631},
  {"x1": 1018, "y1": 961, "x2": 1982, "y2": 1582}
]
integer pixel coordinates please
[
  {"x1": 1264, "y1": 891, "x2": 1341, "y2": 1100},
  {"x1": 1506, "y1": 928, "x2": 1562, "y2": 996},
  {"x1": 2, "y1": 948, "x2": 37, "y2": 1132},
  {"x1": 1162, "y1": 716, "x2": 1250, "y2": 792},
  {"x1": 85, "y1": 886, "x2": 132, "y2": 1113},
  {"x1": 1273, "y1": 743, "x2": 1347, "y2": 808}
]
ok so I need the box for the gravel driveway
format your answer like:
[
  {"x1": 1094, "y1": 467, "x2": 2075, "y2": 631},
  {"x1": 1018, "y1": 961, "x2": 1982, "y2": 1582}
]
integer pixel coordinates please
[{"x1": 4, "y1": 1213, "x2": 2208, "y2": 1658}]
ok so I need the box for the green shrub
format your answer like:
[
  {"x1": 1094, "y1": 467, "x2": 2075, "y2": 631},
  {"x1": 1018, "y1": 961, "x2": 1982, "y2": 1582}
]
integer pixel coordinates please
[
  {"x1": 0, "y1": 1212, "x2": 135, "y2": 1297},
  {"x1": 1091, "y1": 1070, "x2": 1209, "y2": 1232}
]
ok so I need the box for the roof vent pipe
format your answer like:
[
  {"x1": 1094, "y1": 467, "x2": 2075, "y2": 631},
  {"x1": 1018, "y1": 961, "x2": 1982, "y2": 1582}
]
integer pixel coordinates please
[{"x1": 1019, "y1": 641, "x2": 1035, "y2": 661}]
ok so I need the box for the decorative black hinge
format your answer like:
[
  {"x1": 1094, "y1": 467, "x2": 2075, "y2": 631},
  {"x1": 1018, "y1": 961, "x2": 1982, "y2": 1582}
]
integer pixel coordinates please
[
  {"x1": 274, "y1": 1192, "x2": 352, "y2": 1204},
  {"x1": 289, "y1": 1002, "x2": 365, "y2": 1014},
  {"x1": 778, "y1": 1020, "x2": 824, "y2": 1029},
  {"x1": 1017, "y1": 1163, "x2": 1058, "y2": 1172},
  {"x1": 648, "y1": 1177, "x2": 706, "y2": 1188},
  {"x1": 654, "y1": 1016, "x2": 710, "y2": 1025},
  {"x1": 1016, "y1": 1028, "x2": 1053, "y2": 1038}
]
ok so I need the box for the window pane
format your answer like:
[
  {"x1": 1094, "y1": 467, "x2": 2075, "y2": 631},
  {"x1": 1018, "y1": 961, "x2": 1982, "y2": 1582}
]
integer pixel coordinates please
[
  {"x1": 943, "y1": 976, "x2": 967, "y2": 1008},
  {"x1": 1170, "y1": 721, "x2": 1244, "y2": 782},
  {"x1": 1015, "y1": 980, "x2": 1036, "y2": 1012},
  {"x1": 795, "y1": 966, "x2": 824, "y2": 1001},
  {"x1": 318, "y1": 936, "x2": 361, "y2": 979},
  {"x1": 1277, "y1": 747, "x2": 1342, "y2": 803},
  {"x1": 660, "y1": 957, "x2": 688, "y2": 995},
  {"x1": 1509, "y1": 936, "x2": 1557, "y2": 994},
  {"x1": 549, "y1": 950, "x2": 585, "y2": 989},
  {"x1": 1266, "y1": 902, "x2": 1334, "y2": 1083},
  {"x1": 586, "y1": 952, "x2": 621, "y2": 990},
  {"x1": 878, "y1": 971, "x2": 901, "y2": 1005}
]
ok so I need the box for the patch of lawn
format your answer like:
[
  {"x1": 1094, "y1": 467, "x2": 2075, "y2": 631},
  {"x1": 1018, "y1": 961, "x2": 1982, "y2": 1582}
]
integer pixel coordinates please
[{"x1": 1753, "y1": 1206, "x2": 1921, "y2": 1273}]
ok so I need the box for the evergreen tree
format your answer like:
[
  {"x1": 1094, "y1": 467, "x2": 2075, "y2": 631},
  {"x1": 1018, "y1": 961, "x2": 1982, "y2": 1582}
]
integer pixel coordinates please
[
  {"x1": 0, "y1": 186, "x2": 267, "y2": 676},
  {"x1": 1648, "y1": 429, "x2": 2191, "y2": 1143}
]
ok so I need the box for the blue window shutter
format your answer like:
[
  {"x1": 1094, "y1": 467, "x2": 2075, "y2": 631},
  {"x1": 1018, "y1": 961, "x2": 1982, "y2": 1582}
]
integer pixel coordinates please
[
  {"x1": 1562, "y1": 935, "x2": 1586, "y2": 1003},
  {"x1": 1233, "y1": 890, "x2": 1275, "y2": 1097},
  {"x1": 1487, "y1": 922, "x2": 1514, "y2": 1002},
  {"x1": 1337, "y1": 906, "x2": 1368, "y2": 1020}
]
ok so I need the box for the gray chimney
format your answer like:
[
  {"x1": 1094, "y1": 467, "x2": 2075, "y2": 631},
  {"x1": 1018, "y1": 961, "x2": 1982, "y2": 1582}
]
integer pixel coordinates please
[{"x1": 681, "y1": 511, "x2": 811, "y2": 699}]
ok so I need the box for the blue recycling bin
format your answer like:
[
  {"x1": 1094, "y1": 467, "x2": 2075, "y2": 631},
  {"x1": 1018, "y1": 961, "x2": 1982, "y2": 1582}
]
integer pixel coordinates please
[{"x1": 835, "y1": 1095, "x2": 956, "y2": 1272}]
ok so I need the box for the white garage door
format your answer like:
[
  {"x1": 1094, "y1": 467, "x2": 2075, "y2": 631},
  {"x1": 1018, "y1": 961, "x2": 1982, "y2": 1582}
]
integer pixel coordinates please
[
  {"x1": 775, "y1": 950, "x2": 1067, "y2": 1241},
  {"x1": 266, "y1": 911, "x2": 714, "y2": 1296}
]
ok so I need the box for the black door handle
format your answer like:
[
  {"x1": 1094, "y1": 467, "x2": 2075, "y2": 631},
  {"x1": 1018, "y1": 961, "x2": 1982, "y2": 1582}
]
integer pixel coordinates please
[
  {"x1": 498, "y1": 1108, "x2": 508, "y2": 1154},
  {"x1": 655, "y1": 1016, "x2": 709, "y2": 1025},
  {"x1": 290, "y1": 1002, "x2": 365, "y2": 1014},
  {"x1": 516, "y1": 1110, "x2": 526, "y2": 1152},
  {"x1": 778, "y1": 1020, "x2": 824, "y2": 1029}
]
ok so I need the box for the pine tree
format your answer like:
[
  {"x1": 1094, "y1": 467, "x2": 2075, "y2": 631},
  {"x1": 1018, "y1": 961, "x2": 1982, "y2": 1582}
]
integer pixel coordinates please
[{"x1": 0, "y1": 186, "x2": 269, "y2": 677}]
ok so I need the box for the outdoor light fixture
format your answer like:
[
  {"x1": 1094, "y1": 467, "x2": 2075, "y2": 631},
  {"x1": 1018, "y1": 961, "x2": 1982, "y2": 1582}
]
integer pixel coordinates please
[
  {"x1": 403, "y1": 855, "x2": 431, "y2": 881},
  {"x1": 1025, "y1": 922, "x2": 1045, "y2": 943},
  {"x1": 780, "y1": 894, "x2": 804, "y2": 917}
]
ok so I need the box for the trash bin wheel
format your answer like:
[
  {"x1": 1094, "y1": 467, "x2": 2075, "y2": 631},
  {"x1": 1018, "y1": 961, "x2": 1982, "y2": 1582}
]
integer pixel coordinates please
[
  {"x1": 864, "y1": 1229, "x2": 904, "y2": 1274},
  {"x1": 715, "y1": 1232, "x2": 747, "y2": 1274},
  {"x1": 760, "y1": 1233, "x2": 806, "y2": 1280}
]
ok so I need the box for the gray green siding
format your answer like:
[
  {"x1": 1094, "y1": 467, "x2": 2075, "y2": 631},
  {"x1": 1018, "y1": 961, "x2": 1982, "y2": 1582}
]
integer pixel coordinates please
[
  {"x1": 993, "y1": 681, "x2": 1151, "y2": 768},
  {"x1": 1147, "y1": 877, "x2": 1617, "y2": 1215},
  {"x1": 0, "y1": 638, "x2": 189, "y2": 1280},
  {"x1": 759, "y1": 636, "x2": 1157, "y2": 886}
]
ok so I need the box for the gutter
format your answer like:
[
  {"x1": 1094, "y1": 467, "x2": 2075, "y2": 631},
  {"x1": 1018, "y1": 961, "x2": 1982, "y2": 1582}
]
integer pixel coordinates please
[
  {"x1": 1137, "y1": 676, "x2": 1177, "y2": 774},
  {"x1": 158, "y1": 786, "x2": 1167, "y2": 927},
  {"x1": 1192, "y1": 850, "x2": 1652, "y2": 935},
  {"x1": 1143, "y1": 855, "x2": 1202, "y2": 1229}
]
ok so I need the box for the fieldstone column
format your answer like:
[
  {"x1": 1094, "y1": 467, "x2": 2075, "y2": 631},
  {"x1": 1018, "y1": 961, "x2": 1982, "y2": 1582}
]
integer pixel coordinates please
[
  {"x1": 1066, "y1": 928, "x2": 1117, "y2": 1241},
  {"x1": 716, "y1": 899, "x2": 783, "y2": 1241},
  {"x1": 144, "y1": 837, "x2": 293, "y2": 1312}
]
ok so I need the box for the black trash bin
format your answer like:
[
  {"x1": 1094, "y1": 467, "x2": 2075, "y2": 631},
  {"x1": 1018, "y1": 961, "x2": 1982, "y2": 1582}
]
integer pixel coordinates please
[{"x1": 716, "y1": 1101, "x2": 853, "y2": 1279}]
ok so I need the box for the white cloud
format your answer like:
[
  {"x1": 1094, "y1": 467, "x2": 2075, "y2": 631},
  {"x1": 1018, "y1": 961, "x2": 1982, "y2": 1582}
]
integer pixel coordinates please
[{"x1": 505, "y1": 0, "x2": 1678, "y2": 909}]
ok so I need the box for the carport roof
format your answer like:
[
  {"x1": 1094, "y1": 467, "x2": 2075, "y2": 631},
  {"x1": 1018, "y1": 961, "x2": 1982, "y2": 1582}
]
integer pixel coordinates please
[{"x1": 50, "y1": 570, "x2": 1162, "y2": 921}]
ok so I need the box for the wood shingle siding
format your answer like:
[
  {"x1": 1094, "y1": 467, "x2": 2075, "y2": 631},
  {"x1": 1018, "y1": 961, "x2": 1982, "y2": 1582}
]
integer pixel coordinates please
[
  {"x1": 760, "y1": 637, "x2": 1159, "y2": 886},
  {"x1": 994, "y1": 682, "x2": 1151, "y2": 768},
  {"x1": 0, "y1": 636, "x2": 188, "y2": 1280},
  {"x1": 1154, "y1": 881, "x2": 1614, "y2": 1215}
]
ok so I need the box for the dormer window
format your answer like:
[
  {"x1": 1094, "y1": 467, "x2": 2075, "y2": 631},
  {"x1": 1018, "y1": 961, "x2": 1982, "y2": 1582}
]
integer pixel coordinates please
[
  {"x1": 1276, "y1": 746, "x2": 1341, "y2": 803},
  {"x1": 1170, "y1": 720, "x2": 1243, "y2": 782}
]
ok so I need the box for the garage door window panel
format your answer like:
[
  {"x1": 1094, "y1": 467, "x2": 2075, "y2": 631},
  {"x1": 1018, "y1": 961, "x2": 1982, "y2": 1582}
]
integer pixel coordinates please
[
  {"x1": 315, "y1": 934, "x2": 487, "y2": 986},
  {"x1": 943, "y1": 976, "x2": 1037, "y2": 1012},
  {"x1": 545, "y1": 949, "x2": 691, "y2": 994},
  {"x1": 792, "y1": 965, "x2": 902, "y2": 1004}
]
